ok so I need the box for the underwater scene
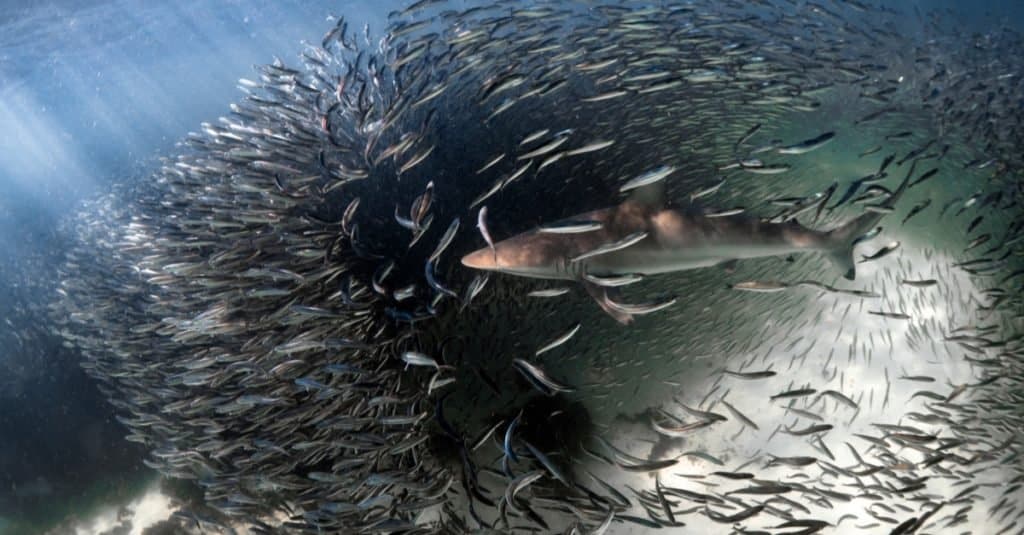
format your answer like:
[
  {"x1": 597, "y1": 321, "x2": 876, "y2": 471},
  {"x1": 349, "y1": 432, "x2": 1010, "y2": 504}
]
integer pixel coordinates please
[{"x1": 2, "y1": 0, "x2": 1024, "y2": 533}]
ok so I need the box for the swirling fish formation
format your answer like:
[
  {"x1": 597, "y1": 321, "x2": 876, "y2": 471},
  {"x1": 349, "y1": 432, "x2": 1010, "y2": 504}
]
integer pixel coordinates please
[{"x1": 52, "y1": 0, "x2": 1024, "y2": 533}]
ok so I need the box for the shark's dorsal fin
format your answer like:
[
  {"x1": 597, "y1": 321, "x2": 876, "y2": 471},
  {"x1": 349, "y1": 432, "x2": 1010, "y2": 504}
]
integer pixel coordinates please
[{"x1": 626, "y1": 180, "x2": 666, "y2": 209}]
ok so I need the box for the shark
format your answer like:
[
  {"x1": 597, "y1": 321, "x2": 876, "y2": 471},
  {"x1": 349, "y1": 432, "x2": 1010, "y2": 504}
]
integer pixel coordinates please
[{"x1": 461, "y1": 178, "x2": 904, "y2": 324}]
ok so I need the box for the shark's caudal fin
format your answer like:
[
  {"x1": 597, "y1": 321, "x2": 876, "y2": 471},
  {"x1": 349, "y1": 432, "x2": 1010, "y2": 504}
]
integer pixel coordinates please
[
  {"x1": 824, "y1": 169, "x2": 912, "y2": 280},
  {"x1": 824, "y1": 212, "x2": 876, "y2": 280}
]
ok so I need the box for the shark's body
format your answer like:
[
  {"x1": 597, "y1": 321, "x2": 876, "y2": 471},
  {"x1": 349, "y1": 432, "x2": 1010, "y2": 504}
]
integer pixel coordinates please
[{"x1": 462, "y1": 180, "x2": 899, "y2": 323}]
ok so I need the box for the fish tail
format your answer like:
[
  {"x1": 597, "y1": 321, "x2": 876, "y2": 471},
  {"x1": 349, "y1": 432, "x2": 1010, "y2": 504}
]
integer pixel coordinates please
[
  {"x1": 824, "y1": 169, "x2": 910, "y2": 280},
  {"x1": 824, "y1": 212, "x2": 878, "y2": 280}
]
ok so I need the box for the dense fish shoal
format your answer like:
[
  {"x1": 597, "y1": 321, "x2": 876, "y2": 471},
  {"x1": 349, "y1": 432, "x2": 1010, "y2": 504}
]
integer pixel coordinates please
[{"x1": 50, "y1": 0, "x2": 1024, "y2": 533}]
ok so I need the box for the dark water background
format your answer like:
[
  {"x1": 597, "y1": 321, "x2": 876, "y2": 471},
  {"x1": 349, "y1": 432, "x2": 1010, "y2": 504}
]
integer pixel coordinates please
[{"x1": 0, "y1": 0, "x2": 1022, "y2": 533}]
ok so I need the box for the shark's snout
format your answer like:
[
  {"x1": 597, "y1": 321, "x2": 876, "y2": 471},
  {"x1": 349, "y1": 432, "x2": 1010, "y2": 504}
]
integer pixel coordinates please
[{"x1": 460, "y1": 247, "x2": 497, "y2": 270}]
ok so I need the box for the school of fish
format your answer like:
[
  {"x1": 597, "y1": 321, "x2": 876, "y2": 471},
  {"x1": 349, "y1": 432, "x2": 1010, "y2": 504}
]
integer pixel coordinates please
[{"x1": 43, "y1": 0, "x2": 1024, "y2": 533}]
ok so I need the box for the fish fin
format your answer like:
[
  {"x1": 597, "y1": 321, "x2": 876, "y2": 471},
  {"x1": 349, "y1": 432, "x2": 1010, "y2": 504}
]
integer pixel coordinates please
[
  {"x1": 827, "y1": 248, "x2": 857, "y2": 281},
  {"x1": 627, "y1": 179, "x2": 666, "y2": 209},
  {"x1": 582, "y1": 281, "x2": 634, "y2": 325},
  {"x1": 823, "y1": 164, "x2": 913, "y2": 280},
  {"x1": 825, "y1": 211, "x2": 885, "y2": 280},
  {"x1": 717, "y1": 259, "x2": 739, "y2": 273}
]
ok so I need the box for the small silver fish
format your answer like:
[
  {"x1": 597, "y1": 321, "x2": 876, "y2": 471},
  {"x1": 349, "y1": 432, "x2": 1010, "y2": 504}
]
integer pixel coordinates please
[
  {"x1": 742, "y1": 164, "x2": 790, "y2": 174},
  {"x1": 619, "y1": 165, "x2": 676, "y2": 193},
  {"x1": 690, "y1": 178, "x2": 726, "y2": 201},
  {"x1": 859, "y1": 240, "x2": 900, "y2": 263},
  {"x1": 538, "y1": 220, "x2": 604, "y2": 234},
  {"x1": 604, "y1": 295, "x2": 677, "y2": 315},
  {"x1": 476, "y1": 153, "x2": 505, "y2": 174},
  {"x1": 722, "y1": 369, "x2": 777, "y2": 380},
  {"x1": 868, "y1": 310, "x2": 911, "y2": 320},
  {"x1": 527, "y1": 287, "x2": 571, "y2": 298},
  {"x1": 777, "y1": 131, "x2": 835, "y2": 154},
  {"x1": 519, "y1": 128, "x2": 550, "y2": 146},
  {"x1": 733, "y1": 280, "x2": 790, "y2": 292},
  {"x1": 900, "y1": 279, "x2": 937, "y2": 288},
  {"x1": 401, "y1": 351, "x2": 440, "y2": 369},
  {"x1": 571, "y1": 231, "x2": 648, "y2": 262},
  {"x1": 517, "y1": 135, "x2": 570, "y2": 160},
  {"x1": 513, "y1": 359, "x2": 575, "y2": 394},
  {"x1": 720, "y1": 400, "x2": 759, "y2": 430},
  {"x1": 565, "y1": 139, "x2": 615, "y2": 156},
  {"x1": 536, "y1": 323, "x2": 581, "y2": 355},
  {"x1": 583, "y1": 272, "x2": 644, "y2": 287},
  {"x1": 428, "y1": 217, "x2": 460, "y2": 263},
  {"x1": 476, "y1": 206, "x2": 496, "y2": 262},
  {"x1": 705, "y1": 207, "x2": 746, "y2": 218}
]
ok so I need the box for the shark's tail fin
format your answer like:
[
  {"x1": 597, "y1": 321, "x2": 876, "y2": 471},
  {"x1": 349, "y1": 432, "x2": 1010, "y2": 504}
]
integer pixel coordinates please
[
  {"x1": 825, "y1": 211, "x2": 879, "y2": 280},
  {"x1": 824, "y1": 169, "x2": 912, "y2": 280}
]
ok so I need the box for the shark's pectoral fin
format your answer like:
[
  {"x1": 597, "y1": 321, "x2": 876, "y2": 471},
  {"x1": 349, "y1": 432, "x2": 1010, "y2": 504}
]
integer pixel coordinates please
[
  {"x1": 582, "y1": 281, "x2": 634, "y2": 325},
  {"x1": 717, "y1": 259, "x2": 739, "y2": 273}
]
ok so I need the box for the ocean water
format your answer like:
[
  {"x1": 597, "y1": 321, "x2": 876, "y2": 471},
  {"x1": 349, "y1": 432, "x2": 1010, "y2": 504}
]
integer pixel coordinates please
[{"x1": 1, "y1": 1, "x2": 1023, "y2": 534}]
